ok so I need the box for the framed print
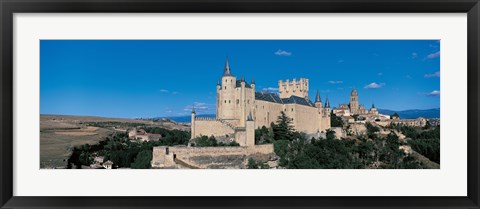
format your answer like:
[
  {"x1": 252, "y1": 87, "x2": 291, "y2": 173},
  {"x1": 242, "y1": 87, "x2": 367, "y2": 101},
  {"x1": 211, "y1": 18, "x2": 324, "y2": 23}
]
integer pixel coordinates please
[{"x1": 1, "y1": 0, "x2": 479, "y2": 208}]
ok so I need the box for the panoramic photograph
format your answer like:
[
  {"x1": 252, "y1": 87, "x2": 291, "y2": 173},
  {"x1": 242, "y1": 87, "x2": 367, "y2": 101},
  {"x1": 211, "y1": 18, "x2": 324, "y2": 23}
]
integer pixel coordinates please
[{"x1": 40, "y1": 40, "x2": 440, "y2": 169}]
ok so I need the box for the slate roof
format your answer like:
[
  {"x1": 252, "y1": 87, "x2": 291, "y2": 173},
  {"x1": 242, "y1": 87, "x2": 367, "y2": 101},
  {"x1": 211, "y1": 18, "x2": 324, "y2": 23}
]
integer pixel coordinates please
[
  {"x1": 281, "y1": 95, "x2": 314, "y2": 107},
  {"x1": 255, "y1": 92, "x2": 314, "y2": 107},
  {"x1": 236, "y1": 80, "x2": 252, "y2": 88},
  {"x1": 255, "y1": 92, "x2": 283, "y2": 103},
  {"x1": 223, "y1": 56, "x2": 232, "y2": 76}
]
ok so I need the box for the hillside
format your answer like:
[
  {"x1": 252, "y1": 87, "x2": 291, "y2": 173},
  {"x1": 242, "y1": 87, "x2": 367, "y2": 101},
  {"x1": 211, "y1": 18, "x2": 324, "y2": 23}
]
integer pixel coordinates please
[{"x1": 40, "y1": 114, "x2": 189, "y2": 168}]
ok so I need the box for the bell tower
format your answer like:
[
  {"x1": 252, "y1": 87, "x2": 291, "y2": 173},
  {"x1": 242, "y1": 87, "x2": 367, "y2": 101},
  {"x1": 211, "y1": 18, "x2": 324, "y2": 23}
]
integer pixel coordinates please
[{"x1": 350, "y1": 88, "x2": 359, "y2": 114}]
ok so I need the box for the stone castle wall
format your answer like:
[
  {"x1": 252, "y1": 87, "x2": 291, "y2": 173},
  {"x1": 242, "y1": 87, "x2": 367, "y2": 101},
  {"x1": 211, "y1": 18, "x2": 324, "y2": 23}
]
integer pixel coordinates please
[
  {"x1": 254, "y1": 100, "x2": 283, "y2": 128},
  {"x1": 193, "y1": 118, "x2": 235, "y2": 138},
  {"x1": 293, "y1": 104, "x2": 321, "y2": 134},
  {"x1": 151, "y1": 144, "x2": 275, "y2": 169}
]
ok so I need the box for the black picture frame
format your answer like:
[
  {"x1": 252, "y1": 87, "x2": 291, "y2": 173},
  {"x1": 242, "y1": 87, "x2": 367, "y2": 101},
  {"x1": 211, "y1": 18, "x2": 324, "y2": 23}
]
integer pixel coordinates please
[{"x1": 1, "y1": 0, "x2": 479, "y2": 208}]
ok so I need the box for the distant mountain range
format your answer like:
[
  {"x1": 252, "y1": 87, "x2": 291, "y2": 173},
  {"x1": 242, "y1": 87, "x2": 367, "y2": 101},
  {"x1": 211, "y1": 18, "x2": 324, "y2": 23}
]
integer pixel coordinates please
[
  {"x1": 161, "y1": 114, "x2": 216, "y2": 123},
  {"x1": 378, "y1": 108, "x2": 440, "y2": 119},
  {"x1": 162, "y1": 108, "x2": 439, "y2": 123}
]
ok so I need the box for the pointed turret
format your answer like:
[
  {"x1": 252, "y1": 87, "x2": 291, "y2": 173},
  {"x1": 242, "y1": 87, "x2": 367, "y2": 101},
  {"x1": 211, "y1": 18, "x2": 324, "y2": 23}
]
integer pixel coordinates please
[
  {"x1": 372, "y1": 103, "x2": 376, "y2": 108},
  {"x1": 223, "y1": 56, "x2": 232, "y2": 76},
  {"x1": 191, "y1": 105, "x2": 196, "y2": 114},
  {"x1": 241, "y1": 74, "x2": 245, "y2": 82},
  {"x1": 325, "y1": 97, "x2": 330, "y2": 108},
  {"x1": 217, "y1": 79, "x2": 221, "y2": 86},
  {"x1": 251, "y1": 76, "x2": 255, "y2": 84},
  {"x1": 315, "y1": 90, "x2": 322, "y2": 103}
]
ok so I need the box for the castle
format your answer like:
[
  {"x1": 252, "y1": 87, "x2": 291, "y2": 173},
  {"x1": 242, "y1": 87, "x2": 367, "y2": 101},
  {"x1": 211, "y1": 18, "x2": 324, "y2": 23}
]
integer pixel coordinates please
[{"x1": 191, "y1": 57, "x2": 331, "y2": 146}]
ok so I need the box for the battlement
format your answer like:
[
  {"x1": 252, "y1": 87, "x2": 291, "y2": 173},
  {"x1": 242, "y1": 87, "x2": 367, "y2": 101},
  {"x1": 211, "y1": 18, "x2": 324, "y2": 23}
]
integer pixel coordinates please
[{"x1": 278, "y1": 78, "x2": 309, "y2": 99}]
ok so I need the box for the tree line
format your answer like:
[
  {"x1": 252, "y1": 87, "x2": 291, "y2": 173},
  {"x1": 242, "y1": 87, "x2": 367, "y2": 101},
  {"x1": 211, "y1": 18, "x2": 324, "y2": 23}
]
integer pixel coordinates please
[{"x1": 67, "y1": 127, "x2": 190, "y2": 169}]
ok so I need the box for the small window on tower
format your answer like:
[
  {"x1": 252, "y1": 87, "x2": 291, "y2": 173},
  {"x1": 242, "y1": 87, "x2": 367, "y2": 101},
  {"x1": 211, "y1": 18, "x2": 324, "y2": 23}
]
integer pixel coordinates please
[
  {"x1": 225, "y1": 86, "x2": 227, "y2": 90},
  {"x1": 229, "y1": 100, "x2": 231, "y2": 103},
  {"x1": 236, "y1": 99, "x2": 239, "y2": 104},
  {"x1": 291, "y1": 108, "x2": 294, "y2": 111},
  {"x1": 225, "y1": 100, "x2": 227, "y2": 103}
]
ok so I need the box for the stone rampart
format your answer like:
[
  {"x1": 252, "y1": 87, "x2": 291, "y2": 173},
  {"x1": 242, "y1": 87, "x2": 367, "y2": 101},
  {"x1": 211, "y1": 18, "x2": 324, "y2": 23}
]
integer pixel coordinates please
[
  {"x1": 193, "y1": 119, "x2": 235, "y2": 138},
  {"x1": 151, "y1": 144, "x2": 274, "y2": 169}
]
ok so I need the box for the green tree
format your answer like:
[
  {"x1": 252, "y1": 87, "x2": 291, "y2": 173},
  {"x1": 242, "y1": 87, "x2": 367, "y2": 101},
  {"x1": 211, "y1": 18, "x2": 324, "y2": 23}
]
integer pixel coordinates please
[
  {"x1": 272, "y1": 111, "x2": 295, "y2": 141},
  {"x1": 326, "y1": 129, "x2": 336, "y2": 140},
  {"x1": 130, "y1": 150, "x2": 152, "y2": 169},
  {"x1": 330, "y1": 113, "x2": 344, "y2": 127}
]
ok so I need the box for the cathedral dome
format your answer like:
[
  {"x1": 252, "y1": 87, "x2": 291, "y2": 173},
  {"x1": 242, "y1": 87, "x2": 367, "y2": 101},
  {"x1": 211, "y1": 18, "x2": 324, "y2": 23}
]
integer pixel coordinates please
[{"x1": 351, "y1": 88, "x2": 358, "y2": 96}]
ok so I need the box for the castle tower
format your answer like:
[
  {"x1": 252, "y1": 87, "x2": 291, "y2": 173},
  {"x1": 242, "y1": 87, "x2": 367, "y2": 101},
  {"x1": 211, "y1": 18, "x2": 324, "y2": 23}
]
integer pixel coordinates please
[
  {"x1": 350, "y1": 88, "x2": 359, "y2": 114},
  {"x1": 246, "y1": 112, "x2": 255, "y2": 147},
  {"x1": 239, "y1": 74, "x2": 246, "y2": 127},
  {"x1": 278, "y1": 78, "x2": 309, "y2": 99},
  {"x1": 325, "y1": 96, "x2": 331, "y2": 115},
  {"x1": 191, "y1": 106, "x2": 196, "y2": 139},
  {"x1": 314, "y1": 90, "x2": 322, "y2": 108},
  {"x1": 216, "y1": 79, "x2": 221, "y2": 118},
  {"x1": 218, "y1": 56, "x2": 237, "y2": 120}
]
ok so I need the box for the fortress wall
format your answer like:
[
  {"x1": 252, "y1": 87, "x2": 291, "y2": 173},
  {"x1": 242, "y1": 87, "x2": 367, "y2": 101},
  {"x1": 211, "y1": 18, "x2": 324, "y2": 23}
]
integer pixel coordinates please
[
  {"x1": 193, "y1": 120, "x2": 235, "y2": 138},
  {"x1": 235, "y1": 129, "x2": 247, "y2": 146},
  {"x1": 293, "y1": 104, "x2": 320, "y2": 134},
  {"x1": 254, "y1": 100, "x2": 283, "y2": 128},
  {"x1": 152, "y1": 144, "x2": 275, "y2": 169}
]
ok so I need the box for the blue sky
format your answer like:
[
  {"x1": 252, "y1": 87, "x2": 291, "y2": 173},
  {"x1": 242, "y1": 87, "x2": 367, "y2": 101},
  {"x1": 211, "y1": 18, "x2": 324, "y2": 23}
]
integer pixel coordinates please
[{"x1": 40, "y1": 40, "x2": 440, "y2": 118}]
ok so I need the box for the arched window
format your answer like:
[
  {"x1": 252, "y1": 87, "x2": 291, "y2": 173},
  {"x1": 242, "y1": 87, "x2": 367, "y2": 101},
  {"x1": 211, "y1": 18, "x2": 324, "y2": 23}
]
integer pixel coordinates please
[
  {"x1": 224, "y1": 86, "x2": 227, "y2": 90},
  {"x1": 236, "y1": 99, "x2": 239, "y2": 104}
]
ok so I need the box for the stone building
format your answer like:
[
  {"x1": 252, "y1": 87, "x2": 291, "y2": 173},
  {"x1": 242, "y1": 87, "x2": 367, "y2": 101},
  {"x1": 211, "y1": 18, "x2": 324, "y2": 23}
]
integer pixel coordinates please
[
  {"x1": 128, "y1": 128, "x2": 162, "y2": 142},
  {"x1": 191, "y1": 57, "x2": 331, "y2": 146},
  {"x1": 333, "y1": 89, "x2": 379, "y2": 118}
]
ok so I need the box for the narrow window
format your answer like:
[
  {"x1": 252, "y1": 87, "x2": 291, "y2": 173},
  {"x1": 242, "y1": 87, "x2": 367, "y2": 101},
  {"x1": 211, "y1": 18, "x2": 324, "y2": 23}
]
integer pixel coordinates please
[
  {"x1": 236, "y1": 99, "x2": 239, "y2": 104},
  {"x1": 291, "y1": 108, "x2": 294, "y2": 111},
  {"x1": 225, "y1": 100, "x2": 227, "y2": 103},
  {"x1": 224, "y1": 86, "x2": 226, "y2": 90}
]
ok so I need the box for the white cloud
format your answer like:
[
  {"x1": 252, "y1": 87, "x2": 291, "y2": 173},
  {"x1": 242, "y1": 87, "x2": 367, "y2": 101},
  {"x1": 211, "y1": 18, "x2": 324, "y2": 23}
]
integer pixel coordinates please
[
  {"x1": 428, "y1": 90, "x2": 440, "y2": 96},
  {"x1": 364, "y1": 82, "x2": 385, "y2": 89},
  {"x1": 337, "y1": 60, "x2": 345, "y2": 63},
  {"x1": 377, "y1": 72, "x2": 383, "y2": 76},
  {"x1": 262, "y1": 87, "x2": 279, "y2": 92},
  {"x1": 424, "y1": 71, "x2": 440, "y2": 78},
  {"x1": 328, "y1": 80, "x2": 343, "y2": 84},
  {"x1": 411, "y1": 52, "x2": 418, "y2": 59},
  {"x1": 160, "y1": 89, "x2": 180, "y2": 95},
  {"x1": 274, "y1": 49, "x2": 292, "y2": 56},
  {"x1": 183, "y1": 102, "x2": 215, "y2": 113},
  {"x1": 427, "y1": 51, "x2": 440, "y2": 59}
]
